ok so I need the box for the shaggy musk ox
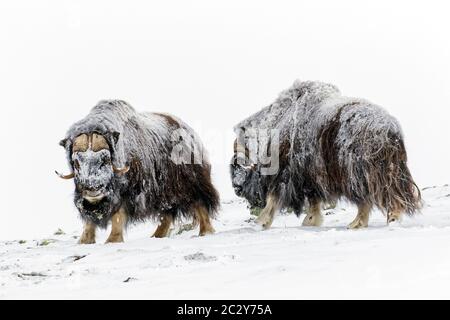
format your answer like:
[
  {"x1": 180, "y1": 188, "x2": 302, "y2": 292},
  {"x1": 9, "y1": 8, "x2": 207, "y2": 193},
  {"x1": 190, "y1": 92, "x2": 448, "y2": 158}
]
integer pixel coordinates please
[
  {"x1": 58, "y1": 100, "x2": 219, "y2": 244},
  {"x1": 231, "y1": 80, "x2": 421, "y2": 229}
]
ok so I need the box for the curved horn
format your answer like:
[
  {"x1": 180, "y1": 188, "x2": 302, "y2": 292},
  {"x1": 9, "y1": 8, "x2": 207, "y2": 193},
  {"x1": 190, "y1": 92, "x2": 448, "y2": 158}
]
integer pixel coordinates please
[
  {"x1": 113, "y1": 165, "x2": 130, "y2": 175},
  {"x1": 235, "y1": 144, "x2": 247, "y2": 155},
  {"x1": 55, "y1": 171, "x2": 75, "y2": 180}
]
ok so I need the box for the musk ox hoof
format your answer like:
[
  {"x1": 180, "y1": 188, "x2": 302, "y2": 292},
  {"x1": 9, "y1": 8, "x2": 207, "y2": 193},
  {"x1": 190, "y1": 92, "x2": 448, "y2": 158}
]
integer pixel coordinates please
[
  {"x1": 254, "y1": 217, "x2": 273, "y2": 230},
  {"x1": 78, "y1": 233, "x2": 96, "y2": 245},
  {"x1": 302, "y1": 213, "x2": 324, "y2": 227},
  {"x1": 388, "y1": 212, "x2": 403, "y2": 225},
  {"x1": 152, "y1": 229, "x2": 172, "y2": 238},
  {"x1": 261, "y1": 223, "x2": 272, "y2": 231},
  {"x1": 388, "y1": 217, "x2": 398, "y2": 224},
  {"x1": 347, "y1": 217, "x2": 369, "y2": 229},
  {"x1": 199, "y1": 228, "x2": 215, "y2": 237},
  {"x1": 105, "y1": 234, "x2": 124, "y2": 244},
  {"x1": 78, "y1": 238, "x2": 96, "y2": 245},
  {"x1": 152, "y1": 233, "x2": 167, "y2": 239}
]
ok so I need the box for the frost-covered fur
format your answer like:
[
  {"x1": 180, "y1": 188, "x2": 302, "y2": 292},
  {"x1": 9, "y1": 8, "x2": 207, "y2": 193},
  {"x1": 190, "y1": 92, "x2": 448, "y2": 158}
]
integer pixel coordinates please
[
  {"x1": 231, "y1": 80, "x2": 421, "y2": 216},
  {"x1": 61, "y1": 100, "x2": 220, "y2": 228}
]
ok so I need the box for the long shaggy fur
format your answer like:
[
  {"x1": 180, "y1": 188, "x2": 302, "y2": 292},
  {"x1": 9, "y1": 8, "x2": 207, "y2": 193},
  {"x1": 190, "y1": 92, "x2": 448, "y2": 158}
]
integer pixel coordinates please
[
  {"x1": 231, "y1": 80, "x2": 421, "y2": 216},
  {"x1": 61, "y1": 100, "x2": 220, "y2": 228}
]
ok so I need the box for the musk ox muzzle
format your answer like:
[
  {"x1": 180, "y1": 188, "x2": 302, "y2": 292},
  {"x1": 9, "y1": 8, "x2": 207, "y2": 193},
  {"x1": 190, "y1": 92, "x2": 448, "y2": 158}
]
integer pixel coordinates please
[{"x1": 58, "y1": 148, "x2": 129, "y2": 204}]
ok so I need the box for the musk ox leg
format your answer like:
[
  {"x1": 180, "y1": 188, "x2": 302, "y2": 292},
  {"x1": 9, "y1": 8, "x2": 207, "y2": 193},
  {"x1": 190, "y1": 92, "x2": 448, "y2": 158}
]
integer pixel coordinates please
[
  {"x1": 105, "y1": 207, "x2": 127, "y2": 244},
  {"x1": 348, "y1": 203, "x2": 372, "y2": 229},
  {"x1": 152, "y1": 215, "x2": 174, "y2": 238},
  {"x1": 388, "y1": 211, "x2": 403, "y2": 224},
  {"x1": 255, "y1": 194, "x2": 280, "y2": 230},
  {"x1": 302, "y1": 200, "x2": 323, "y2": 227},
  {"x1": 79, "y1": 221, "x2": 96, "y2": 244},
  {"x1": 195, "y1": 205, "x2": 215, "y2": 237}
]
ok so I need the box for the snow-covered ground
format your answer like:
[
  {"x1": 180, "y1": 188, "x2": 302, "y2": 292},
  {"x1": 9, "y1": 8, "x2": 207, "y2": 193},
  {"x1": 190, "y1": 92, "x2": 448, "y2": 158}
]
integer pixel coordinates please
[{"x1": 1, "y1": 185, "x2": 449, "y2": 300}]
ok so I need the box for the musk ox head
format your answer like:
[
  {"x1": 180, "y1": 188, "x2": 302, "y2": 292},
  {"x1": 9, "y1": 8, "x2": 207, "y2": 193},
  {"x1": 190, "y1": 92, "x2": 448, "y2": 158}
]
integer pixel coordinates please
[
  {"x1": 230, "y1": 143, "x2": 267, "y2": 209},
  {"x1": 57, "y1": 133, "x2": 129, "y2": 225},
  {"x1": 230, "y1": 155, "x2": 255, "y2": 197}
]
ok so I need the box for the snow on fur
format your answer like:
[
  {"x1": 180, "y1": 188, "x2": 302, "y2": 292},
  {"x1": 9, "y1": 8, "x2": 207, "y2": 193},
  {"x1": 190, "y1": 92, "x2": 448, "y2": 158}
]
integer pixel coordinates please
[
  {"x1": 60, "y1": 100, "x2": 219, "y2": 227},
  {"x1": 231, "y1": 80, "x2": 421, "y2": 215}
]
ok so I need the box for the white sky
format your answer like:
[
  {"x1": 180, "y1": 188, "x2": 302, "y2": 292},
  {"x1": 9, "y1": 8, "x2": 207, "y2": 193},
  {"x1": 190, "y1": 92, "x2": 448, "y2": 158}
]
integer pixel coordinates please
[{"x1": 0, "y1": 0, "x2": 449, "y2": 240}]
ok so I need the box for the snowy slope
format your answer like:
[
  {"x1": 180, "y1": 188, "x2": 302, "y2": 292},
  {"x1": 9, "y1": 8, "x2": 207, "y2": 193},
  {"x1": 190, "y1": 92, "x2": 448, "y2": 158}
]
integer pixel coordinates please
[{"x1": 1, "y1": 185, "x2": 450, "y2": 300}]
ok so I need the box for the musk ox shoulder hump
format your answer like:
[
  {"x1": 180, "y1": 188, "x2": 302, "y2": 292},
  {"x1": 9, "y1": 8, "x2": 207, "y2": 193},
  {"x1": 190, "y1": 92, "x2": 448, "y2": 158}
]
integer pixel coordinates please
[
  {"x1": 65, "y1": 100, "x2": 136, "y2": 142},
  {"x1": 234, "y1": 80, "x2": 342, "y2": 132}
]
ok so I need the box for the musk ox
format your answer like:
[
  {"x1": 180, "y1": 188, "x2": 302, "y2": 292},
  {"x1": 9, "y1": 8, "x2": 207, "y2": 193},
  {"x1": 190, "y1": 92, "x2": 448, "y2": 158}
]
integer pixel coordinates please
[
  {"x1": 57, "y1": 100, "x2": 219, "y2": 244},
  {"x1": 230, "y1": 80, "x2": 421, "y2": 229}
]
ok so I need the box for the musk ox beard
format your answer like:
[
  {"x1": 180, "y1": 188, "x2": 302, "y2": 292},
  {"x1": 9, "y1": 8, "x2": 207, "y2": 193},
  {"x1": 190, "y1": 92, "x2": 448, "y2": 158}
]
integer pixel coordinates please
[
  {"x1": 58, "y1": 100, "x2": 219, "y2": 244},
  {"x1": 230, "y1": 80, "x2": 421, "y2": 230}
]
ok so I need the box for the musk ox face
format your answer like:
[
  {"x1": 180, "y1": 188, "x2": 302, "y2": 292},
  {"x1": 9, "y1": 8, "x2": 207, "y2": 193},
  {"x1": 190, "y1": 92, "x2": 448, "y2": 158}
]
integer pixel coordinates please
[
  {"x1": 230, "y1": 135, "x2": 255, "y2": 198},
  {"x1": 230, "y1": 156, "x2": 252, "y2": 196},
  {"x1": 58, "y1": 133, "x2": 129, "y2": 225},
  {"x1": 73, "y1": 149, "x2": 114, "y2": 204},
  {"x1": 230, "y1": 155, "x2": 267, "y2": 209}
]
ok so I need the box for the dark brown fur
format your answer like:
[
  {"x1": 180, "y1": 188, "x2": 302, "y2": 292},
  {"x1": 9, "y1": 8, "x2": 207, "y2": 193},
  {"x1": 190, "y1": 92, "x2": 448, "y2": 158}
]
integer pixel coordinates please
[{"x1": 230, "y1": 80, "x2": 422, "y2": 222}]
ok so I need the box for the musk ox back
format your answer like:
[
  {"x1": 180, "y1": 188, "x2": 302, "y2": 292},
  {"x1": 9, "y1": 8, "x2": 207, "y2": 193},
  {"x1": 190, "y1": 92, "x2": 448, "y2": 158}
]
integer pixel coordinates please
[
  {"x1": 231, "y1": 80, "x2": 421, "y2": 229},
  {"x1": 58, "y1": 100, "x2": 219, "y2": 244}
]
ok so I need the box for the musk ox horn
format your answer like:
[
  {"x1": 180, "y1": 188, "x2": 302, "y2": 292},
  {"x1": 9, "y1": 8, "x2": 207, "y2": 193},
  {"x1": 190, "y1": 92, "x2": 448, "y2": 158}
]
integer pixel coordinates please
[
  {"x1": 113, "y1": 165, "x2": 130, "y2": 175},
  {"x1": 55, "y1": 171, "x2": 75, "y2": 180}
]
